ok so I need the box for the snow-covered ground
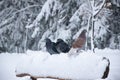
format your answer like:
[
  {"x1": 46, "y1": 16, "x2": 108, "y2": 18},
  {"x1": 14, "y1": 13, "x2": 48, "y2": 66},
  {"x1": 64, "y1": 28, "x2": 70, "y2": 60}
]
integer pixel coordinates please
[{"x1": 0, "y1": 48, "x2": 120, "y2": 80}]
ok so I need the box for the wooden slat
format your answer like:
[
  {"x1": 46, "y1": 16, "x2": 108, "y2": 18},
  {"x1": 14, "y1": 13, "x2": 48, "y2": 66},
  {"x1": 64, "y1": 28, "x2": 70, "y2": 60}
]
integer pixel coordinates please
[{"x1": 16, "y1": 73, "x2": 70, "y2": 80}]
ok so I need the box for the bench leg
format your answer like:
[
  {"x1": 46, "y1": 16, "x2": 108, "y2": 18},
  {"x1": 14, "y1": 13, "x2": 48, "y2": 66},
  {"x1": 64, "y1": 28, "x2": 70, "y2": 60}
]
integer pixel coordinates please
[
  {"x1": 102, "y1": 57, "x2": 110, "y2": 79},
  {"x1": 30, "y1": 76, "x2": 37, "y2": 80}
]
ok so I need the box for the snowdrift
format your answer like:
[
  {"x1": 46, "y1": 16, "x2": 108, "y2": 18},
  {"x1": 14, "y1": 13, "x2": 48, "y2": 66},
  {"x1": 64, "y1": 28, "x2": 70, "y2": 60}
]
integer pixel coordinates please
[{"x1": 15, "y1": 50, "x2": 110, "y2": 80}]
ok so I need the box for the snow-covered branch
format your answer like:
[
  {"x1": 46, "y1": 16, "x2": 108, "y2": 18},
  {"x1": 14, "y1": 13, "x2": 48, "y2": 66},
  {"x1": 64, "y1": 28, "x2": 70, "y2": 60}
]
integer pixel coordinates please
[
  {"x1": 0, "y1": 16, "x2": 14, "y2": 29},
  {"x1": 13, "y1": 5, "x2": 42, "y2": 14},
  {"x1": 93, "y1": 0, "x2": 106, "y2": 17}
]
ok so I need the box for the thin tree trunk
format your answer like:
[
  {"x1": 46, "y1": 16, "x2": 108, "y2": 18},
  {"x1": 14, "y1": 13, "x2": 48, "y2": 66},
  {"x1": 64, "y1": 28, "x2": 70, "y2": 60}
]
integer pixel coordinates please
[
  {"x1": 25, "y1": 28, "x2": 28, "y2": 53},
  {"x1": 91, "y1": 16, "x2": 95, "y2": 53},
  {"x1": 85, "y1": 16, "x2": 91, "y2": 50}
]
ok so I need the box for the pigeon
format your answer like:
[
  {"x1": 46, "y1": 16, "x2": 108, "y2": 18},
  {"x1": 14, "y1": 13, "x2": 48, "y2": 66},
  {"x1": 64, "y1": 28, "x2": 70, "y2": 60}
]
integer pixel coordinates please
[
  {"x1": 56, "y1": 39, "x2": 70, "y2": 53},
  {"x1": 46, "y1": 38, "x2": 59, "y2": 55},
  {"x1": 72, "y1": 30, "x2": 87, "y2": 49}
]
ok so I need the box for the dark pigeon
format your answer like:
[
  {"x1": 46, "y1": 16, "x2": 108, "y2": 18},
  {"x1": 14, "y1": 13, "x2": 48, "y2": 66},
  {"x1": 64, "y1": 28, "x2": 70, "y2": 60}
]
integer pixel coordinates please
[
  {"x1": 46, "y1": 38, "x2": 59, "y2": 55},
  {"x1": 56, "y1": 39, "x2": 70, "y2": 53}
]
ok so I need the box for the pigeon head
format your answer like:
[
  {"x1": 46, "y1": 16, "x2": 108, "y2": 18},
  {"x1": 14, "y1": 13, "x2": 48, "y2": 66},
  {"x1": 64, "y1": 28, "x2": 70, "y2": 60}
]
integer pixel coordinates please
[
  {"x1": 79, "y1": 30, "x2": 87, "y2": 38},
  {"x1": 57, "y1": 39, "x2": 64, "y2": 43}
]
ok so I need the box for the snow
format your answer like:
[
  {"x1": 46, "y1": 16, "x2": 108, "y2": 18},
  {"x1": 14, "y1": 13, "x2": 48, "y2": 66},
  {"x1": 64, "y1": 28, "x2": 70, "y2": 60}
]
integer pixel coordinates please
[
  {"x1": 16, "y1": 52, "x2": 107, "y2": 79},
  {"x1": 0, "y1": 49, "x2": 120, "y2": 80},
  {"x1": 55, "y1": 27, "x2": 71, "y2": 42},
  {"x1": 0, "y1": 53, "x2": 28, "y2": 80}
]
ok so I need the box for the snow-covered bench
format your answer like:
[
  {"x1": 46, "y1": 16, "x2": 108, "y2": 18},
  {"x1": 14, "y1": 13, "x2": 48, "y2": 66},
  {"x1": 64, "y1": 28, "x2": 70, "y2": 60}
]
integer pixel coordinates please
[{"x1": 15, "y1": 51, "x2": 110, "y2": 80}]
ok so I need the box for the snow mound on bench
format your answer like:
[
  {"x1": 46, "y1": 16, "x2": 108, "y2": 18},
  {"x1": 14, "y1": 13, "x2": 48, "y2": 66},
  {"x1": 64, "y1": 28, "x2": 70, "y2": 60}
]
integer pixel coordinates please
[{"x1": 16, "y1": 50, "x2": 109, "y2": 79}]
